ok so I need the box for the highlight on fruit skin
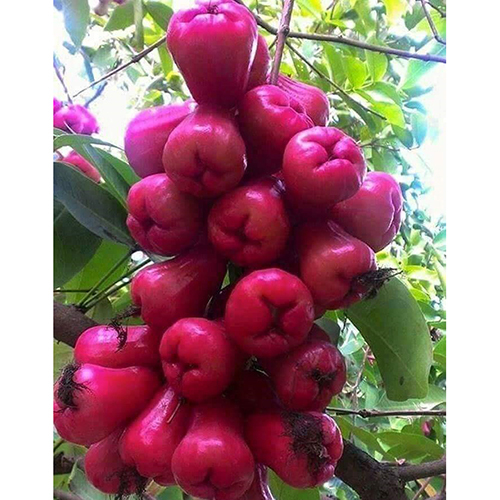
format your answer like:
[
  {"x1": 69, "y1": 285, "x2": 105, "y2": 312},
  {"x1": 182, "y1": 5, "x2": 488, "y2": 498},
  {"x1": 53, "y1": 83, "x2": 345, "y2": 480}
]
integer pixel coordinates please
[{"x1": 60, "y1": 150, "x2": 101, "y2": 183}]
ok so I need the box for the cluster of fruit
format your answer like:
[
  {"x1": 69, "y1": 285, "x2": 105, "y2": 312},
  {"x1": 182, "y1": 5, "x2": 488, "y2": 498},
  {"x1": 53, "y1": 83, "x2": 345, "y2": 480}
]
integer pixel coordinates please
[{"x1": 54, "y1": 1, "x2": 404, "y2": 498}]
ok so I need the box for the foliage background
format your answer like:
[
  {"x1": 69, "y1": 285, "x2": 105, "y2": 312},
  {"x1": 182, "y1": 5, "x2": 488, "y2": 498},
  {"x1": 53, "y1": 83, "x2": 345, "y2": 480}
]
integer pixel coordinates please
[{"x1": 53, "y1": 1, "x2": 446, "y2": 499}]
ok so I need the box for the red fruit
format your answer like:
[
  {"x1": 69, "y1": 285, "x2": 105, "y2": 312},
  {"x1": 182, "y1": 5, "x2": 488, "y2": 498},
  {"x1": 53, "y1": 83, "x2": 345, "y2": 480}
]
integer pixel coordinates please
[
  {"x1": 245, "y1": 411, "x2": 343, "y2": 489},
  {"x1": 239, "y1": 465, "x2": 275, "y2": 500},
  {"x1": 53, "y1": 104, "x2": 99, "y2": 135},
  {"x1": 172, "y1": 398, "x2": 255, "y2": 500},
  {"x1": 166, "y1": 0, "x2": 257, "y2": 108},
  {"x1": 74, "y1": 325, "x2": 162, "y2": 369},
  {"x1": 124, "y1": 102, "x2": 196, "y2": 178},
  {"x1": 267, "y1": 339, "x2": 346, "y2": 411},
  {"x1": 225, "y1": 268, "x2": 314, "y2": 358},
  {"x1": 297, "y1": 221, "x2": 376, "y2": 310},
  {"x1": 126, "y1": 173, "x2": 205, "y2": 256},
  {"x1": 277, "y1": 74, "x2": 330, "y2": 126},
  {"x1": 85, "y1": 428, "x2": 148, "y2": 495},
  {"x1": 163, "y1": 105, "x2": 246, "y2": 198},
  {"x1": 54, "y1": 363, "x2": 161, "y2": 446},
  {"x1": 238, "y1": 85, "x2": 314, "y2": 175},
  {"x1": 247, "y1": 35, "x2": 271, "y2": 90},
  {"x1": 228, "y1": 370, "x2": 280, "y2": 414},
  {"x1": 208, "y1": 178, "x2": 290, "y2": 267},
  {"x1": 330, "y1": 171, "x2": 403, "y2": 252},
  {"x1": 131, "y1": 244, "x2": 227, "y2": 331},
  {"x1": 53, "y1": 98, "x2": 62, "y2": 114},
  {"x1": 120, "y1": 386, "x2": 191, "y2": 483},
  {"x1": 61, "y1": 150, "x2": 101, "y2": 183},
  {"x1": 283, "y1": 127, "x2": 366, "y2": 208},
  {"x1": 160, "y1": 318, "x2": 241, "y2": 402}
]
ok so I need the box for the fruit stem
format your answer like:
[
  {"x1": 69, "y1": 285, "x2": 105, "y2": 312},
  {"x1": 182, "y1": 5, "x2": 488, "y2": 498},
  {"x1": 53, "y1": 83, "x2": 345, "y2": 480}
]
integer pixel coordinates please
[{"x1": 269, "y1": 0, "x2": 296, "y2": 84}]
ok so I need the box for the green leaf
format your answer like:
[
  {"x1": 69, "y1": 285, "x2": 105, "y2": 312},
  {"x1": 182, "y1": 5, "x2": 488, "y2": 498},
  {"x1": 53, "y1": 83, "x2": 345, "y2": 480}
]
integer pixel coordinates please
[
  {"x1": 145, "y1": 1, "x2": 174, "y2": 30},
  {"x1": 433, "y1": 336, "x2": 446, "y2": 367},
  {"x1": 54, "y1": 200, "x2": 102, "y2": 287},
  {"x1": 411, "y1": 111, "x2": 428, "y2": 146},
  {"x1": 322, "y1": 43, "x2": 346, "y2": 85},
  {"x1": 54, "y1": 340, "x2": 74, "y2": 382},
  {"x1": 105, "y1": 0, "x2": 136, "y2": 31},
  {"x1": 157, "y1": 486, "x2": 184, "y2": 500},
  {"x1": 69, "y1": 468, "x2": 108, "y2": 500},
  {"x1": 61, "y1": 0, "x2": 89, "y2": 47},
  {"x1": 54, "y1": 162, "x2": 134, "y2": 246},
  {"x1": 375, "y1": 385, "x2": 446, "y2": 410},
  {"x1": 336, "y1": 417, "x2": 389, "y2": 457},
  {"x1": 402, "y1": 45, "x2": 446, "y2": 90},
  {"x1": 372, "y1": 102, "x2": 405, "y2": 127},
  {"x1": 95, "y1": 148, "x2": 140, "y2": 188},
  {"x1": 65, "y1": 240, "x2": 130, "y2": 303},
  {"x1": 342, "y1": 56, "x2": 368, "y2": 89},
  {"x1": 382, "y1": 0, "x2": 407, "y2": 24},
  {"x1": 53, "y1": 132, "x2": 117, "y2": 151},
  {"x1": 158, "y1": 45, "x2": 174, "y2": 77},
  {"x1": 315, "y1": 318, "x2": 340, "y2": 345},
  {"x1": 347, "y1": 278, "x2": 433, "y2": 401},
  {"x1": 297, "y1": 0, "x2": 323, "y2": 18},
  {"x1": 377, "y1": 431, "x2": 444, "y2": 460},
  {"x1": 365, "y1": 51, "x2": 388, "y2": 82},
  {"x1": 268, "y1": 470, "x2": 320, "y2": 500}
]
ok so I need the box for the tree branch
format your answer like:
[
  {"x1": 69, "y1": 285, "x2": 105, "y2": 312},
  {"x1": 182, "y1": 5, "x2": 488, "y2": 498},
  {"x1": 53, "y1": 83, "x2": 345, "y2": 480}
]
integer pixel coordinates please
[
  {"x1": 269, "y1": 0, "x2": 296, "y2": 84},
  {"x1": 53, "y1": 55, "x2": 73, "y2": 104},
  {"x1": 53, "y1": 301, "x2": 97, "y2": 347},
  {"x1": 428, "y1": 2, "x2": 446, "y2": 18},
  {"x1": 54, "y1": 453, "x2": 76, "y2": 475},
  {"x1": 397, "y1": 456, "x2": 446, "y2": 481},
  {"x1": 328, "y1": 408, "x2": 446, "y2": 418},
  {"x1": 419, "y1": 0, "x2": 446, "y2": 45}
]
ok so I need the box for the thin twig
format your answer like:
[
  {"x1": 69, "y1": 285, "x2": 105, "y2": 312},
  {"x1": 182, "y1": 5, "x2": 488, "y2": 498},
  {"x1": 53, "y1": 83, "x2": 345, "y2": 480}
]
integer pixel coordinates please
[
  {"x1": 418, "y1": 0, "x2": 446, "y2": 45},
  {"x1": 285, "y1": 41, "x2": 386, "y2": 120},
  {"x1": 53, "y1": 55, "x2": 73, "y2": 103},
  {"x1": 72, "y1": 36, "x2": 166, "y2": 98},
  {"x1": 270, "y1": 0, "x2": 296, "y2": 84},
  {"x1": 428, "y1": 2, "x2": 446, "y2": 18},
  {"x1": 397, "y1": 456, "x2": 446, "y2": 481},
  {"x1": 327, "y1": 408, "x2": 446, "y2": 418},
  {"x1": 411, "y1": 476, "x2": 433, "y2": 500}
]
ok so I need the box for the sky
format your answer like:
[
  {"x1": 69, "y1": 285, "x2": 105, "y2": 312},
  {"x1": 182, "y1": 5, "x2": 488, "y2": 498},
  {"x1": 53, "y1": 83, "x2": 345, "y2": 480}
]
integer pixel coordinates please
[{"x1": 54, "y1": 3, "x2": 445, "y2": 220}]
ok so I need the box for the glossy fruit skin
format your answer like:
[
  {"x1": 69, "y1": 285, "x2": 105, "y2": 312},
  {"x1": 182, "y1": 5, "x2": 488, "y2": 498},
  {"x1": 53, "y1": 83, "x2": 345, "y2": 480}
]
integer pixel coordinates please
[
  {"x1": 245, "y1": 411, "x2": 343, "y2": 489},
  {"x1": 163, "y1": 105, "x2": 247, "y2": 198},
  {"x1": 85, "y1": 428, "x2": 147, "y2": 495},
  {"x1": 126, "y1": 174, "x2": 205, "y2": 256},
  {"x1": 208, "y1": 178, "x2": 290, "y2": 267},
  {"x1": 53, "y1": 98, "x2": 62, "y2": 114},
  {"x1": 131, "y1": 244, "x2": 227, "y2": 331},
  {"x1": 124, "y1": 102, "x2": 196, "y2": 178},
  {"x1": 172, "y1": 398, "x2": 255, "y2": 500},
  {"x1": 239, "y1": 465, "x2": 275, "y2": 500},
  {"x1": 119, "y1": 386, "x2": 191, "y2": 483},
  {"x1": 166, "y1": 0, "x2": 257, "y2": 108},
  {"x1": 247, "y1": 35, "x2": 271, "y2": 90},
  {"x1": 277, "y1": 74, "x2": 329, "y2": 126},
  {"x1": 228, "y1": 370, "x2": 281, "y2": 414},
  {"x1": 61, "y1": 150, "x2": 101, "y2": 183},
  {"x1": 296, "y1": 221, "x2": 376, "y2": 310},
  {"x1": 53, "y1": 104, "x2": 99, "y2": 135},
  {"x1": 160, "y1": 318, "x2": 241, "y2": 402},
  {"x1": 74, "y1": 325, "x2": 162, "y2": 369},
  {"x1": 238, "y1": 85, "x2": 314, "y2": 175},
  {"x1": 283, "y1": 127, "x2": 366, "y2": 208},
  {"x1": 267, "y1": 339, "x2": 347, "y2": 411},
  {"x1": 225, "y1": 268, "x2": 314, "y2": 358},
  {"x1": 330, "y1": 171, "x2": 403, "y2": 252},
  {"x1": 54, "y1": 364, "x2": 161, "y2": 446}
]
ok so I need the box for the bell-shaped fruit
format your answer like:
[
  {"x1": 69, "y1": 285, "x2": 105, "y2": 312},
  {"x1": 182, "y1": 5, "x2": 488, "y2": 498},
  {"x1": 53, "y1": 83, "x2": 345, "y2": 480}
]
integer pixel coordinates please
[
  {"x1": 238, "y1": 85, "x2": 314, "y2": 175},
  {"x1": 283, "y1": 127, "x2": 366, "y2": 208},
  {"x1": 225, "y1": 268, "x2": 314, "y2": 358},
  {"x1": 53, "y1": 363, "x2": 161, "y2": 446},
  {"x1": 163, "y1": 105, "x2": 246, "y2": 198},
  {"x1": 160, "y1": 318, "x2": 241, "y2": 402},
  {"x1": 127, "y1": 173, "x2": 205, "y2": 256},
  {"x1": 330, "y1": 171, "x2": 403, "y2": 252},
  {"x1": 245, "y1": 411, "x2": 343, "y2": 489},
  {"x1": 166, "y1": 0, "x2": 257, "y2": 108},
  {"x1": 296, "y1": 221, "x2": 376, "y2": 310},
  {"x1": 53, "y1": 104, "x2": 99, "y2": 135},
  {"x1": 172, "y1": 398, "x2": 255, "y2": 500},
  {"x1": 124, "y1": 101, "x2": 196, "y2": 178},
  {"x1": 208, "y1": 178, "x2": 290, "y2": 267},
  {"x1": 85, "y1": 428, "x2": 148, "y2": 495},
  {"x1": 267, "y1": 339, "x2": 346, "y2": 411},
  {"x1": 247, "y1": 35, "x2": 271, "y2": 90},
  {"x1": 131, "y1": 243, "x2": 227, "y2": 331},
  {"x1": 74, "y1": 325, "x2": 162, "y2": 369},
  {"x1": 277, "y1": 74, "x2": 329, "y2": 126},
  {"x1": 61, "y1": 150, "x2": 101, "y2": 183},
  {"x1": 240, "y1": 465, "x2": 275, "y2": 500},
  {"x1": 119, "y1": 386, "x2": 191, "y2": 484},
  {"x1": 54, "y1": 98, "x2": 62, "y2": 114}
]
